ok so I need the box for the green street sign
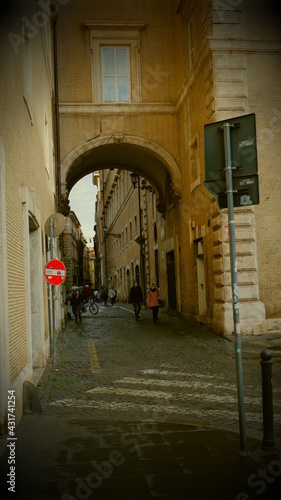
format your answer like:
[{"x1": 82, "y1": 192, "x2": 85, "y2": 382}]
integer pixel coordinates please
[
  {"x1": 204, "y1": 113, "x2": 259, "y2": 208},
  {"x1": 204, "y1": 174, "x2": 259, "y2": 209}
]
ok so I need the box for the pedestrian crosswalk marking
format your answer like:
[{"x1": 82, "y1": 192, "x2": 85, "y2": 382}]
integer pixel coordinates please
[
  {"x1": 115, "y1": 376, "x2": 237, "y2": 391},
  {"x1": 86, "y1": 387, "x2": 172, "y2": 398},
  {"x1": 140, "y1": 369, "x2": 218, "y2": 380},
  {"x1": 85, "y1": 384, "x2": 266, "y2": 405},
  {"x1": 87, "y1": 339, "x2": 101, "y2": 374},
  {"x1": 48, "y1": 398, "x2": 281, "y2": 426}
]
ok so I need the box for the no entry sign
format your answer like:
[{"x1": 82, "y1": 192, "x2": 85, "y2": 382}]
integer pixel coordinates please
[{"x1": 45, "y1": 259, "x2": 66, "y2": 286}]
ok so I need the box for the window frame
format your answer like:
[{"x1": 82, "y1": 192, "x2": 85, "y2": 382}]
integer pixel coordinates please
[
  {"x1": 86, "y1": 23, "x2": 144, "y2": 104},
  {"x1": 100, "y1": 46, "x2": 131, "y2": 103},
  {"x1": 188, "y1": 19, "x2": 195, "y2": 68},
  {"x1": 190, "y1": 135, "x2": 201, "y2": 192}
]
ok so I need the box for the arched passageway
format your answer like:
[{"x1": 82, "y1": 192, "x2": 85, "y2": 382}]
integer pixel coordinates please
[
  {"x1": 61, "y1": 134, "x2": 183, "y2": 315},
  {"x1": 60, "y1": 135, "x2": 182, "y2": 215}
]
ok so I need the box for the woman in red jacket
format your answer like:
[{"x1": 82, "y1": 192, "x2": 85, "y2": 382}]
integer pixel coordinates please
[{"x1": 147, "y1": 283, "x2": 161, "y2": 323}]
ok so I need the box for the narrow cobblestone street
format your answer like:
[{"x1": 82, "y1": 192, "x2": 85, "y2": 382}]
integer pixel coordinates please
[
  {"x1": 38, "y1": 303, "x2": 281, "y2": 440},
  {"x1": 2, "y1": 304, "x2": 281, "y2": 500}
]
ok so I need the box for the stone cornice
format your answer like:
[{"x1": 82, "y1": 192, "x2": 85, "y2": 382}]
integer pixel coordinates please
[
  {"x1": 84, "y1": 21, "x2": 146, "y2": 30},
  {"x1": 59, "y1": 103, "x2": 175, "y2": 115},
  {"x1": 208, "y1": 36, "x2": 281, "y2": 54}
]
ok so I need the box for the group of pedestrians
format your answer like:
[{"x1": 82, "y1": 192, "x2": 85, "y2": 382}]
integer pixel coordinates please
[
  {"x1": 99, "y1": 286, "x2": 117, "y2": 306},
  {"x1": 65, "y1": 285, "x2": 94, "y2": 322},
  {"x1": 66, "y1": 281, "x2": 161, "y2": 324},
  {"x1": 129, "y1": 280, "x2": 161, "y2": 323}
]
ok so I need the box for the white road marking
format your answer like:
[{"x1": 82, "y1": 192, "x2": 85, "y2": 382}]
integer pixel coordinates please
[
  {"x1": 85, "y1": 384, "x2": 266, "y2": 405},
  {"x1": 119, "y1": 306, "x2": 135, "y2": 314},
  {"x1": 115, "y1": 376, "x2": 237, "y2": 391},
  {"x1": 140, "y1": 369, "x2": 218, "y2": 380},
  {"x1": 87, "y1": 387, "x2": 171, "y2": 398},
  {"x1": 48, "y1": 398, "x2": 281, "y2": 425}
]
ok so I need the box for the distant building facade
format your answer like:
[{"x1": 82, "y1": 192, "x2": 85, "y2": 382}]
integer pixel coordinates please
[
  {"x1": 97, "y1": 169, "x2": 165, "y2": 305},
  {"x1": 87, "y1": 245, "x2": 96, "y2": 288},
  {"x1": 56, "y1": 0, "x2": 281, "y2": 335},
  {"x1": 63, "y1": 211, "x2": 92, "y2": 288},
  {"x1": 63, "y1": 211, "x2": 82, "y2": 288}
]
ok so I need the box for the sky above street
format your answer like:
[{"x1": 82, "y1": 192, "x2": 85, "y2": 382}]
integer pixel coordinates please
[{"x1": 69, "y1": 174, "x2": 97, "y2": 245}]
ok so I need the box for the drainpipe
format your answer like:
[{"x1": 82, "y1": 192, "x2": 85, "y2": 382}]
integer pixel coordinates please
[
  {"x1": 53, "y1": 15, "x2": 61, "y2": 214},
  {"x1": 52, "y1": 16, "x2": 65, "y2": 332}
]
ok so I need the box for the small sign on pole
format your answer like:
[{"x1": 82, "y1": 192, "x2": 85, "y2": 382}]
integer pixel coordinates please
[{"x1": 45, "y1": 259, "x2": 66, "y2": 286}]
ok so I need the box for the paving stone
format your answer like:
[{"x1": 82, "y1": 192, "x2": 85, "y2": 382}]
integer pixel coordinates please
[{"x1": 3, "y1": 303, "x2": 280, "y2": 499}]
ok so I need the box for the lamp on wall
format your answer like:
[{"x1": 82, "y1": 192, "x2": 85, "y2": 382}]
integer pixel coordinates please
[
  {"x1": 102, "y1": 224, "x2": 121, "y2": 238},
  {"x1": 129, "y1": 173, "x2": 149, "y2": 300},
  {"x1": 130, "y1": 173, "x2": 155, "y2": 193}
]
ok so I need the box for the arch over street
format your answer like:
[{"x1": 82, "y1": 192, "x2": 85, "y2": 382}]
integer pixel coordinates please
[{"x1": 60, "y1": 134, "x2": 182, "y2": 214}]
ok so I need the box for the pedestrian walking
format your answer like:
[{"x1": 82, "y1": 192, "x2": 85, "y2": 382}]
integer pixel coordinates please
[
  {"x1": 65, "y1": 289, "x2": 73, "y2": 320},
  {"x1": 71, "y1": 289, "x2": 83, "y2": 322},
  {"x1": 108, "y1": 286, "x2": 117, "y2": 306},
  {"x1": 100, "y1": 286, "x2": 108, "y2": 306},
  {"x1": 147, "y1": 283, "x2": 161, "y2": 323},
  {"x1": 129, "y1": 280, "x2": 143, "y2": 320}
]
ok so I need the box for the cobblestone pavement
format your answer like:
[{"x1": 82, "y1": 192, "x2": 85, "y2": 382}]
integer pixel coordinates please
[{"x1": 38, "y1": 303, "x2": 281, "y2": 440}]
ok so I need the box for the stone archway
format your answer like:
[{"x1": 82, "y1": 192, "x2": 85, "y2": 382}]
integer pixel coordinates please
[{"x1": 60, "y1": 135, "x2": 182, "y2": 215}]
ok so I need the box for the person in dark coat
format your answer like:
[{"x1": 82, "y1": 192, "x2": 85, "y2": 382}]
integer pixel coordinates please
[
  {"x1": 71, "y1": 289, "x2": 83, "y2": 322},
  {"x1": 100, "y1": 286, "x2": 108, "y2": 306},
  {"x1": 129, "y1": 280, "x2": 143, "y2": 320}
]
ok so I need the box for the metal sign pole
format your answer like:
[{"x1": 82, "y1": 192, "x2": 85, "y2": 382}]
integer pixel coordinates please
[
  {"x1": 44, "y1": 213, "x2": 65, "y2": 363},
  {"x1": 50, "y1": 218, "x2": 56, "y2": 363},
  {"x1": 222, "y1": 123, "x2": 247, "y2": 453}
]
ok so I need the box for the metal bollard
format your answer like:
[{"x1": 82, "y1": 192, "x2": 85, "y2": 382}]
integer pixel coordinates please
[{"x1": 260, "y1": 349, "x2": 275, "y2": 449}]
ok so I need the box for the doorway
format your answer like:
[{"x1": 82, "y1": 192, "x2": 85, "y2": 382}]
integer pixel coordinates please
[
  {"x1": 196, "y1": 239, "x2": 207, "y2": 318},
  {"x1": 135, "y1": 264, "x2": 140, "y2": 284},
  {"x1": 166, "y1": 250, "x2": 177, "y2": 312},
  {"x1": 29, "y1": 214, "x2": 45, "y2": 367},
  {"x1": 154, "y1": 248, "x2": 159, "y2": 287},
  {"x1": 126, "y1": 269, "x2": 130, "y2": 299}
]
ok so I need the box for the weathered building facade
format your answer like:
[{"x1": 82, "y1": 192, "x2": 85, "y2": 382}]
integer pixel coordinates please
[
  {"x1": 0, "y1": 1, "x2": 66, "y2": 431},
  {"x1": 0, "y1": 0, "x2": 280, "y2": 435},
  {"x1": 58, "y1": 0, "x2": 281, "y2": 335}
]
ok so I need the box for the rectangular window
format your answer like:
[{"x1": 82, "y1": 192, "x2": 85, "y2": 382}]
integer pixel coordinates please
[
  {"x1": 152, "y1": 193, "x2": 157, "y2": 222},
  {"x1": 101, "y1": 47, "x2": 130, "y2": 103},
  {"x1": 190, "y1": 137, "x2": 201, "y2": 191},
  {"x1": 188, "y1": 20, "x2": 195, "y2": 67},
  {"x1": 23, "y1": 25, "x2": 33, "y2": 123}
]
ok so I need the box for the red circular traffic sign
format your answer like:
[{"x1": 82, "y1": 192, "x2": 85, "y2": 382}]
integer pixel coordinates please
[{"x1": 45, "y1": 259, "x2": 66, "y2": 286}]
